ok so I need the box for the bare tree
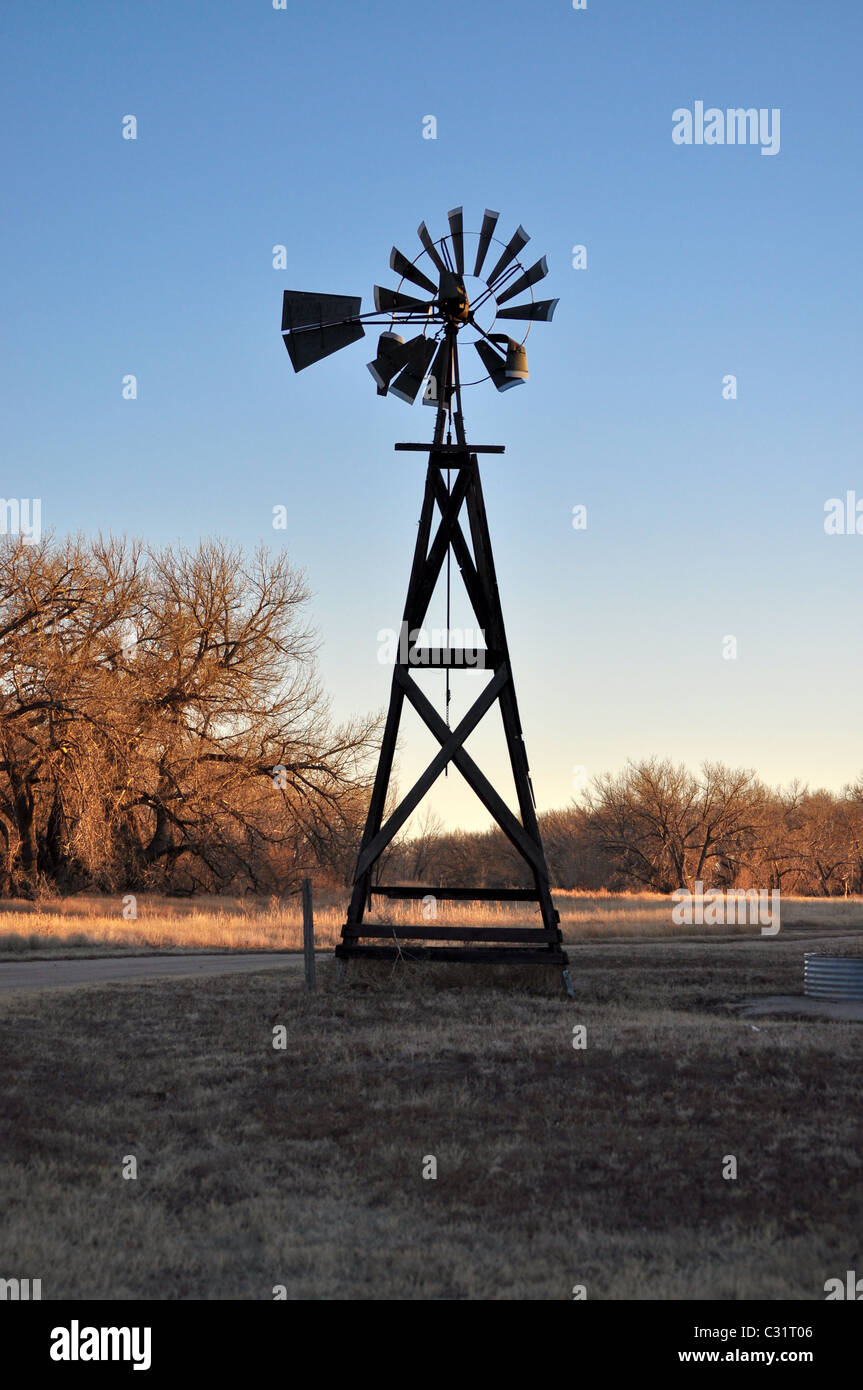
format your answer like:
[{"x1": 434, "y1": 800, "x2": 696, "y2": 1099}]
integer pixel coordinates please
[
  {"x1": 791, "y1": 790, "x2": 852, "y2": 897},
  {"x1": 0, "y1": 534, "x2": 379, "y2": 895},
  {"x1": 583, "y1": 758, "x2": 764, "y2": 891}
]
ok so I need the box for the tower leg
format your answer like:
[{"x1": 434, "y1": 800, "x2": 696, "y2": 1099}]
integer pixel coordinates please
[
  {"x1": 344, "y1": 462, "x2": 439, "y2": 933},
  {"x1": 463, "y1": 465, "x2": 561, "y2": 945}
]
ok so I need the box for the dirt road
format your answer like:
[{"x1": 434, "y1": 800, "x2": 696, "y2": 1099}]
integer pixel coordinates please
[{"x1": 0, "y1": 952, "x2": 310, "y2": 993}]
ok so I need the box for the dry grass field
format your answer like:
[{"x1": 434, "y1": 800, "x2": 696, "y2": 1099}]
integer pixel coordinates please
[
  {"x1": 2, "y1": 888, "x2": 863, "y2": 957},
  {"x1": 1, "y1": 919, "x2": 862, "y2": 1300}
]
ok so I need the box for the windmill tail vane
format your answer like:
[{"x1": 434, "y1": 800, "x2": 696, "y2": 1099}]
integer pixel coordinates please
[{"x1": 280, "y1": 207, "x2": 570, "y2": 989}]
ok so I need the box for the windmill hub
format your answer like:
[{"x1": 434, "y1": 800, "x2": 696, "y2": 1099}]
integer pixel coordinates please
[{"x1": 439, "y1": 268, "x2": 469, "y2": 324}]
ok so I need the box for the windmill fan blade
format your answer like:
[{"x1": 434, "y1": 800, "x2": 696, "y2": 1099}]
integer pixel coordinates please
[
  {"x1": 484, "y1": 225, "x2": 529, "y2": 289},
  {"x1": 389, "y1": 248, "x2": 438, "y2": 296},
  {"x1": 495, "y1": 256, "x2": 549, "y2": 305},
  {"x1": 447, "y1": 207, "x2": 465, "y2": 276},
  {"x1": 422, "y1": 338, "x2": 450, "y2": 407},
  {"x1": 367, "y1": 331, "x2": 407, "y2": 391},
  {"x1": 502, "y1": 338, "x2": 528, "y2": 381},
  {"x1": 281, "y1": 291, "x2": 364, "y2": 371},
  {"x1": 473, "y1": 208, "x2": 499, "y2": 277},
  {"x1": 369, "y1": 332, "x2": 431, "y2": 389},
  {"x1": 417, "y1": 221, "x2": 447, "y2": 275},
  {"x1": 495, "y1": 297, "x2": 559, "y2": 322},
  {"x1": 390, "y1": 337, "x2": 437, "y2": 404},
  {"x1": 374, "y1": 285, "x2": 432, "y2": 314},
  {"x1": 475, "y1": 340, "x2": 522, "y2": 392}
]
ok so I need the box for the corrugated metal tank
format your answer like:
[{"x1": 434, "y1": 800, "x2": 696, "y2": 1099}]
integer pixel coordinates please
[{"x1": 804, "y1": 954, "x2": 863, "y2": 1001}]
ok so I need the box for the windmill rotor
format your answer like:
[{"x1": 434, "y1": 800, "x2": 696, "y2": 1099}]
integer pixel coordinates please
[{"x1": 280, "y1": 207, "x2": 558, "y2": 399}]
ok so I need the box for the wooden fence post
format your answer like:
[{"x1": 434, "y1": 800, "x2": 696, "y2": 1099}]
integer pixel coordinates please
[{"x1": 302, "y1": 878, "x2": 316, "y2": 993}]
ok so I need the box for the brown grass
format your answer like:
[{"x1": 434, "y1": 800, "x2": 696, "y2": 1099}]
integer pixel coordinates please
[
  {"x1": 1, "y1": 889, "x2": 861, "y2": 958},
  {"x1": 1, "y1": 925, "x2": 861, "y2": 1299}
]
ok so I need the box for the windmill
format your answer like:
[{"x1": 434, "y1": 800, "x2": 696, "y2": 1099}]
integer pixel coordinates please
[{"x1": 281, "y1": 208, "x2": 569, "y2": 985}]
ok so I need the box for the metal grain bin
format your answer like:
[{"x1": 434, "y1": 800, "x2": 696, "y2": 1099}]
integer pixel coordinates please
[{"x1": 804, "y1": 954, "x2": 863, "y2": 1001}]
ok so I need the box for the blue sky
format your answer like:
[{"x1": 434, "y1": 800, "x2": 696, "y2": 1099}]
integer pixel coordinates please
[{"x1": 2, "y1": 0, "x2": 862, "y2": 830}]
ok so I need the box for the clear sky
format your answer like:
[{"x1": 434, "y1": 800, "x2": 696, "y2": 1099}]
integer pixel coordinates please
[{"x1": 2, "y1": 0, "x2": 861, "y2": 832}]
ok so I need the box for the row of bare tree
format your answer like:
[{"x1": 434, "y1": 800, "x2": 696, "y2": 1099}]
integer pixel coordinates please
[
  {"x1": 379, "y1": 760, "x2": 863, "y2": 897},
  {"x1": 0, "y1": 535, "x2": 378, "y2": 896}
]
